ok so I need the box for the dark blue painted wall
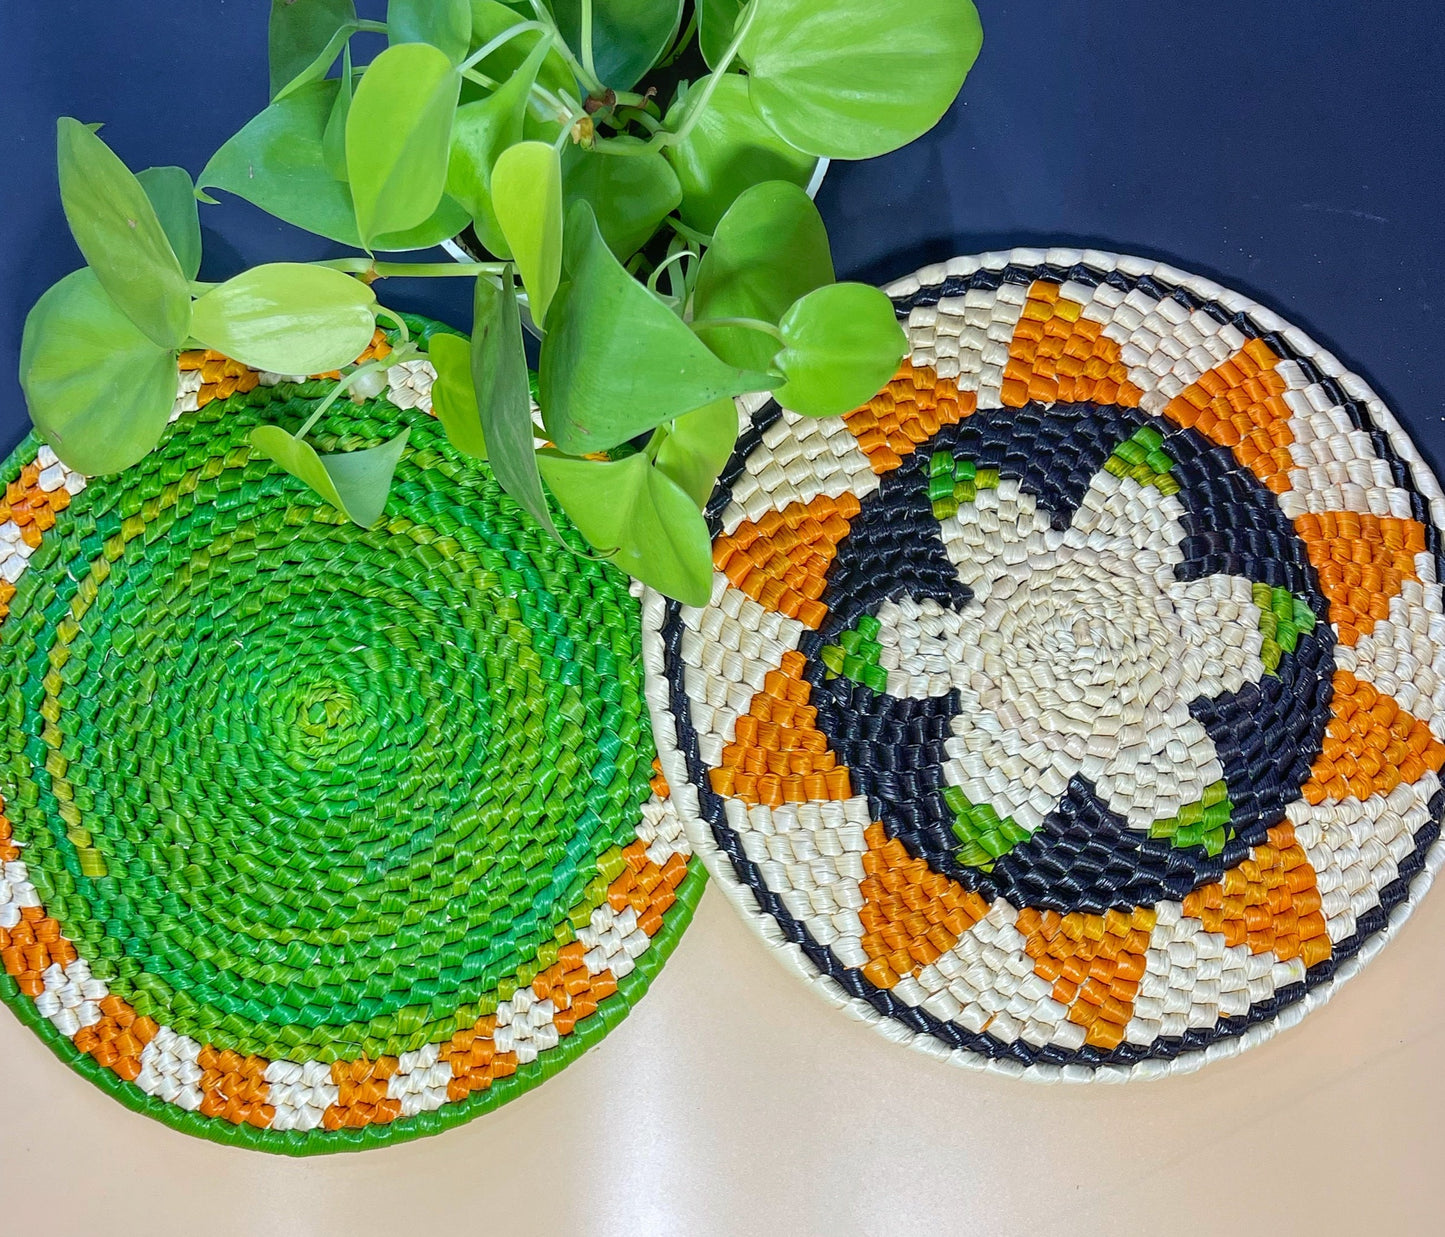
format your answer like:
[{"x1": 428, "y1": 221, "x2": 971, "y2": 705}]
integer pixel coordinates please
[{"x1": 4, "y1": 2, "x2": 1442, "y2": 466}]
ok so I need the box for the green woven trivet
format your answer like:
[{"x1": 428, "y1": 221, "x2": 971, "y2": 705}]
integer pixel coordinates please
[{"x1": 0, "y1": 318, "x2": 701, "y2": 1153}]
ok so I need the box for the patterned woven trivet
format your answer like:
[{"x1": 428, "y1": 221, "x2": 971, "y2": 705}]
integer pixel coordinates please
[
  {"x1": 0, "y1": 317, "x2": 700, "y2": 1151},
  {"x1": 643, "y1": 249, "x2": 1445, "y2": 1080}
]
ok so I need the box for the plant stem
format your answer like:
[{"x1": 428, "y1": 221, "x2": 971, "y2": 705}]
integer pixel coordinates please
[
  {"x1": 355, "y1": 18, "x2": 389, "y2": 35},
  {"x1": 670, "y1": 1, "x2": 757, "y2": 130},
  {"x1": 592, "y1": 1, "x2": 757, "y2": 156},
  {"x1": 531, "y1": 82, "x2": 568, "y2": 117},
  {"x1": 580, "y1": 0, "x2": 597, "y2": 83},
  {"x1": 292, "y1": 355, "x2": 402, "y2": 440},
  {"x1": 463, "y1": 67, "x2": 501, "y2": 91},
  {"x1": 373, "y1": 305, "x2": 410, "y2": 345},
  {"x1": 658, "y1": 12, "x2": 753, "y2": 148},
  {"x1": 666, "y1": 216, "x2": 714, "y2": 248},
  {"x1": 692, "y1": 316, "x2": 785, "y2": 342},
  {"x1": 647, "y1": 248, "x2": 697, "y2": 295},
  {"x1": 614, "y1": 105, "x2": 660, "y2": 132},
  {"x1": 527, "y1": 0, "x2": 604, "y2": 94},
  {"x1": 459, "y1": 21, "x2": 549, "y2": 74},
  {"x1": 590, "y1": 134, "x2": 660, "y2": 157},
  {"x1": 316, "y1": 259, "x2": 506, "y2": 278}
]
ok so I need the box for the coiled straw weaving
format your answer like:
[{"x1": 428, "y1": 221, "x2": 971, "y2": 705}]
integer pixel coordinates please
[
  {"x1": 0, "y1": 317, "x2": 700, "y2": 1151},
  {"x1": 644, "y1": 250, "x2": 1445, "y2": 1080}
]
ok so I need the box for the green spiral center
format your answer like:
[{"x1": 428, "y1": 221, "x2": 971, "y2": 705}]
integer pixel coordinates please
[{"x1": 0, "y1": 392, "x2": 653, "y2": 1062}]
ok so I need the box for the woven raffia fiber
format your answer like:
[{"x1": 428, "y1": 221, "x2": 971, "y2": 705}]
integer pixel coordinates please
[
  {"x1": 0, "y1": 317, "x2": 700, "y2": 1152},
  {"x1": 644, "y1": 250, "x2": 1445, "y2": 1080}
]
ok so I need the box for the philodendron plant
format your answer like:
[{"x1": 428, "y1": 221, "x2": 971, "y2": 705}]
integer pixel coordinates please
[{"x1": 19, "y1": 0, "x2": 983, "y2": 604}]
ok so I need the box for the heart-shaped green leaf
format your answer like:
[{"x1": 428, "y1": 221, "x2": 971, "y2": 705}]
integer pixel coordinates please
[
  {"x1": 322, "y1": 43, "x2": 353, "y2": 181},
  {"x1": 473, "y1": 270, "x2": 560, "y2": 538},
  {"x1": 269, "y1": 0, "x2": 356, "y2": 98},
  {"x1": 698, "y1": 0, "x2": 746, "y2": 68},
  {"x1": 540, "y1": 201, "x2": 776, "y2": 454},
  {"x1": 389, "y1": 0, "x2": 472, "y2": 62},
  {"x1": 56, "y1": 118, "x2": 191, "y2": 349},
  {"x1": 551, "y1": 0, "x2": 683, "y2": 91},
  {"x1": 136, "y1": 166, "x2": 202, "y2": 281},
  {"x1": 739, "y1": 0, "x2": 983, "y2": 159},
  {"x1": 745, "y1": 0, "x2": 982, "y2": 159},
  {"x1": 200, "y1": 82, "x2": 470, "y2": 251},
  {"x1": 663, "y1": 74, "x2": 817, "y2": 233},
  {"x1": 202, "y1": 82, "x2": 354, "y2": 241},
  {"x1": 538, "y1": 449, "x2": 713, "y2": 604},
  {"x1": 561, "y1": 143, "x2": 681, "y2": 261},
  {"x1": 20, "y1": 269, "x2": 179, "y2": 475},
  {"x1": 446, "y1": 36, "x2": 551, "y2": 256},
  {"x1": 464, "y1": 0, "x2": 578, "y2": 105},
  {"x1": 654, "y1": 397, "x2": 738, "y2": 508},
  {"x1": 772, "y1": 283, "x2": 906, "y2": 416},
  {"x1": 692, "y1": 180, "x2": 833, "y2": 370},
  {"x1": 189, "y1": 263, "x2": 377, "y2": 375},
  {"x1": 427, "y1": 331, "x2": 488, "y2": 458},
  {"x1": 346, "y1": 43, "x2": 462, "y2": 247},
  {"x1": 250, "y1": 424, "x2": 410, "y2": 527},
  {"x1": 491, "y1": 141, "x2": 563, "y2": 325}
]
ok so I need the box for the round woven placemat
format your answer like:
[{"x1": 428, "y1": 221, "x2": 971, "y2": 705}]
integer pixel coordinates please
[
  {"x1": 644, "y1": 249, "x2": 1445, "y2": 1080},
  {"x1": 0, "y1": 317, "x2": 701, "y2": 1151}
]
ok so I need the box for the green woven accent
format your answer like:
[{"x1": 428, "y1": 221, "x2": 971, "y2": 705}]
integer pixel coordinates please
[
  {"x1": 0, "y1": 322, "x2": 699, "y2": 1152},
  {"x1": 1103, "y1": 425, "x2": 1180, "y2": 495},
  {"x1": 819, "y1": 613, "x2": 888, "y2": 692},
  {"x1": 925, "y1": 450, "x2": 1000, "y2": 521},
  {"x1": 1252, "y1": 582, "x2": 1317, "y2": 673},
  {"x1": 943, "y1": 784, "x2": 1030, "y2": 870},
  {"x1": 1148, "y1": 779, "x2": 1233, "y2": 856}
]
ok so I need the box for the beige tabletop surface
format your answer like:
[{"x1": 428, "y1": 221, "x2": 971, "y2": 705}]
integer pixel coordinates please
[{"x1": 2, "y1": 875, "x2": 1442, "y2": 1237}]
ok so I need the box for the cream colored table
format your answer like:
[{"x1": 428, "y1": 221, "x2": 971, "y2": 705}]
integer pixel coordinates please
[{"x1": 2, "y1": 880, "x2": 1441, "y2": 1236}]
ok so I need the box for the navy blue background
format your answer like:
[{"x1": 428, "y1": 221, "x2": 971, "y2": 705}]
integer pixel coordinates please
[{"x1": 3, "y1": 1, "x2": 1442, "y2": 467}]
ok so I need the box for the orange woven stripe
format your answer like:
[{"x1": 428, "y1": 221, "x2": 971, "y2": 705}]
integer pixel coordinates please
[
  {"x1": 198, "y1": 1044, "x2": 273, "y2": 1127},
  {"x1": 1003, "y1": 281, "x2": 1142, "y2": 410},
  {"x1": 72, "y1": 994, "x2": 159, "y2": 1084},
  {"x1": 1303, "y1": 670, "x2": 1445, "y2": 803},
  {"x1": 1295, "y1": 510, "x2": 1425, "y2": 646},
  {"x1": 0, "y1": 905, "x2": 77, "y2": 998},
  {"x1": 1183, "y1": 823, "x2": 1330, "y2": 966},
  {"x1": 711, "y1": 650, "x2": 852, "y2": 807},
  {"x1": 858, "y1": 822, "x2": 989, "y2": 990},
  {"x1": 178, "y1": 327, "x2": 393, "y2": 408},
  {"x1": 606, "y1": 838, "x2": 688, "y2": 934},
  {"x1": 712, "y1": 491, "x2": 859, "y2": 630},
  {"x1": 0, "y1": 883, "x2": 165, "y2": 1088},
  {"x1": 440, "y1": 841, "x2": 686, "y2": 1109},
  {"x1": 649, "y1": 757, "x2": 669, "y2": 799},
  {"x1": 440, "y1": 1014, "x2": 515, "y2": 1105},
  {"x1": 1018, "y1": 906, "x2": 1156, "y2": 1051},
  {"x1": 1162, "y1": 338, "x2": 1293, "y2": 493},
  {"x1": 0, "y1": 796, "x2": 18, "y2": 864},
  {"x1": 0, "y1": 461, "x2": 73, "y2": 613},
  {"x1": 842, "y1": 360, "x2": 975, "y2": 474}
]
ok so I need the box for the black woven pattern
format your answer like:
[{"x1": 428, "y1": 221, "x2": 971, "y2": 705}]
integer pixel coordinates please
[
  {"x1": 789, "y1": 403, "x2": 1335, "y2": 912},
  {"x1": 662, "y1": 258, "x2": 1444, "y2": 1069}
]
